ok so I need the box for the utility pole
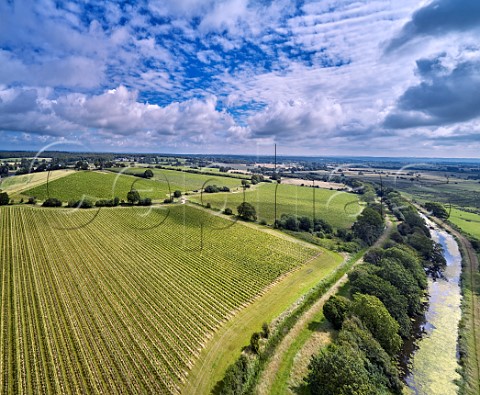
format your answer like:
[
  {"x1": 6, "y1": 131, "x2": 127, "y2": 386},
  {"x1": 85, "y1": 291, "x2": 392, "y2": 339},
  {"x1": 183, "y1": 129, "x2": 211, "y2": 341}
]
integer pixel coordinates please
[
  {"x1": 313, "y1": 178, "x2": 316, "y2": 224},
  {"x1": 274, "y1": 143, "x2": 278, "y2": 227},
  {"x1": 379, "y1": 174, "x2": 384, "y2": 217}
]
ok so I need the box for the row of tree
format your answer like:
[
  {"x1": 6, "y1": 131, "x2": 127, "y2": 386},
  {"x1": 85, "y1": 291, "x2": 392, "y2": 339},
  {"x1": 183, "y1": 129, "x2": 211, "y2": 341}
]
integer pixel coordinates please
[
  {"x1": 306, "y1": 197, "x2": 442, "y2": 394},
  {"x1": 308, "y1": 243, "x2": 429, "y2": 394},
  {"x1": 274, "y1": 213, "x2": 333, "y2": 234}
]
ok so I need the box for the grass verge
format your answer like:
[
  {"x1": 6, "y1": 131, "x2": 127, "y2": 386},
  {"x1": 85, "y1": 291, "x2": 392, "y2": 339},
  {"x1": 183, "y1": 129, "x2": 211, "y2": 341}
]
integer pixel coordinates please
[{"x1": 182, "y1": 249, "x2": 343, "y2": 395}]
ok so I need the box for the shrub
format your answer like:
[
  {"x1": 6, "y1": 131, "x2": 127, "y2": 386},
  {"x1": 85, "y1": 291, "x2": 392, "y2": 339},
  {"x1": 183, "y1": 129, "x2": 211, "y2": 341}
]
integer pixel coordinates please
[
  {"x1": 223, "y1": 207, "x2": 233, "y2": 215},
  {"x1": 250, "y1": 332, "x2": 260, "y2": 354},
  {"x1": 68, "y1": 199, "x2": 93, "y2": 209},
  {"x1": 262, "y1": 322, "x2": 270, "y2": 339},
  {"x1": 0, "y1": 192, "x2": 9, "y2": 206},
  {"x1": 42, "y1": 197, "x2": 62, "y2": 207},
  {"x1": 237, "y1": 202, "x2": 256, "y2": 221},
  {"x1": 204, "y1": 185, "x2": 219, "y2": 193},
  {"x1": 143, "y1": 169, "x2": 154, "y2": 178},
  {"x1": 138, "y1": 198, "x2": 152, "y2": 206}
]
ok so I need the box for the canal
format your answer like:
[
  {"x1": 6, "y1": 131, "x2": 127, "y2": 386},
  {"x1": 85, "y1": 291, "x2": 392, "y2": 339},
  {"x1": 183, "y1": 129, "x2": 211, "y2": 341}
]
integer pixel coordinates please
[{"x1": 404, "y1": 217, "x2": 462, "y2": 394}]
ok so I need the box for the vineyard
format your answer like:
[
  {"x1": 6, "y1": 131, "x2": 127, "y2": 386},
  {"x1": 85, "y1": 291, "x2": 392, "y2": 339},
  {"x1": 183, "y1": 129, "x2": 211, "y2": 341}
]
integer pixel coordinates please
[
  {"x1": 107, "y1": 168, "x2": 245, "y2": 191},
  {"x1": 0, "y1": 170, "x2": 75, "y2": 197},
  {"x1": 0, "y1": 205, "x2": 318, "y2": 394},
  {"x1": 191, "y1": 183, "x2": 362, "y2": 229},
  {"x1": 21, "y1": 169, "x2": 244, "y2": 203}
]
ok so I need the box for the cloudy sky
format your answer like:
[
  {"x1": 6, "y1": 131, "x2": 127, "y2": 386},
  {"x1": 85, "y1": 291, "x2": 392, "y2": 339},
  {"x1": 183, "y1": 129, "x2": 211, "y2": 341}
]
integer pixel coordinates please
[{"x1": 0, "y1": 0, "x2": 479, "y2": 157}]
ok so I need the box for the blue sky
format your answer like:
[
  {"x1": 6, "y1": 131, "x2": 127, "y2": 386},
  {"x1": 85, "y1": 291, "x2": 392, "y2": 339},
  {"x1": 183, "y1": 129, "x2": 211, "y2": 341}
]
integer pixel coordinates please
[{"x1": 0, "y1": 0, "x2": 479, "y2": 157}]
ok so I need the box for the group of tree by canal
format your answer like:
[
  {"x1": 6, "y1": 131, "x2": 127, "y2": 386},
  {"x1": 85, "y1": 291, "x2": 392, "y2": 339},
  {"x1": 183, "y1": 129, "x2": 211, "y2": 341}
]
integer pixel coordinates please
[{"x1": 306, "y1": 191, "x2": 448, "y2": 394}]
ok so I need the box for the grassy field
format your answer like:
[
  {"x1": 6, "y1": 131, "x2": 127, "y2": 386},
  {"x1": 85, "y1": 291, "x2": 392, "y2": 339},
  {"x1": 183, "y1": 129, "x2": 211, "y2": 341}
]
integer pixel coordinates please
[
  {"x1": 361, "y1": 175, "x2": 480, "y2": 210},
  {"x1": 108, "y1": 167, "x2": 246, "y2": 190},
  {"x1": 0, "y1": 170, "x2": 75, "y2": 197},
  {"x1": 0, "y1": 204, "x2": 320, "y2": 394},
  {"x1": 21, "y1": 170, "x2": 170, "y2": 202},
  {"x1": 20, "y1": 168, "x2": 247, "y2": 203},
  {"x1": 191, "y1": 183, "x2": 361, "y2": 229},
  {"x1": 449, "y1": 208, "x2": 480, "y2": 239}
]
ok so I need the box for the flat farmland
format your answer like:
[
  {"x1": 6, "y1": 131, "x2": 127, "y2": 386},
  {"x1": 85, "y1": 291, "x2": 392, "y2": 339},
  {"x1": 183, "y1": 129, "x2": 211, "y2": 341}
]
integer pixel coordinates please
[
  {"x1": 0, "y1": 205, "x2": 320, "y2": 394},
  {"x1": 191, "y1": 183, "x2": 362, "y2": 229},
  {"x1": 449, "y1": 208, "x2": 480, "y2": 239}
]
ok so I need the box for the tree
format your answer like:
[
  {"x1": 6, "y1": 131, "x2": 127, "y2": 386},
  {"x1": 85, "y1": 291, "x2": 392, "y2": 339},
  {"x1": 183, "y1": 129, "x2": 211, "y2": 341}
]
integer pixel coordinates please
[
  {"x1": 314, "y1": 218, "x2": 333, "y2": 234},
  {"x1": 349, "y1": 267, "x2": 411, "y2": 337},
  {"x1": 352, "y1": 207, "x2": 384, "y2": 245},
  {"x1": 424, "y1": 202, "x2": 448, "y2": 219},
  {"x1": 323, "y1": 295, "x2": 351, "y2": 330},
  {"x1": 217, "y1": 354, "x2": 252, "y2": 395},
  {"x1": 363, "y1": 248, "x2": 384, "y2": 265},
  {"x1": 251, "y1": 174, "x2": 263, "y2": 184},
  {"x1": 173, "y1": 190, "x2": 182, "y2": 198},
  {"x1": 204, "y1": 185, "x2": 220, "y2": 193},
  {"x1": 250, "y1": 332, "x2": 260, "y2": 354},
  {"x1": 143, "y1": 169, "x2": 154, "y2": 178},
  {"x1": 42, "y1": 197, "x2": 62, "y2": 207},
  {"x1": 138, "y1": 197, "x2": 152, "y2": 206},
  {"x1": 0, "y1": 192, "x2": 9, "y2": 206},
  {"x1": 299, "y1": 216, "x2": 313, "y2": 232},
  {"x1": 68, "y1": 199, "x2": 93, "y2": 208},
  {"x1": 338, "y1": 317, "x2": 403, "y2": 394},
  {"x1": 237, "y1": 202, "x2": 257, "y2": 221},
  {"x1": 383, "y1": 246, "x2": 427, "y2": 289},
  {"x1": 262, "y1": 322, "x2": 270, "y2": 339},
  {"x1": 0, "y1": 164, "x2": 8, "y2": 177},
  {"x1": 127, "y1": 189, "x2": 140, "y2": 204},
  {"x1": 376, "y1": 259, "x2": 424, "y2": 316},
  {"x1": 307, "y1": 343, "x2": 382, "y2": 395},
  {"x1": 350, "y1": 294, "x2": 402, "y2": 356},
  {"x1": 224, "y1": 207, "x2": 233, "y2": 215}
]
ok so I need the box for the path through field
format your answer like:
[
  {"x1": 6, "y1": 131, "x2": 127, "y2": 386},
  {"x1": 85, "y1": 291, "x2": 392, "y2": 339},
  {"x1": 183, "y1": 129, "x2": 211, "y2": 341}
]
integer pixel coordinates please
[{"x1": 257, "y1": 215, "x2": 394, "y2": 395}]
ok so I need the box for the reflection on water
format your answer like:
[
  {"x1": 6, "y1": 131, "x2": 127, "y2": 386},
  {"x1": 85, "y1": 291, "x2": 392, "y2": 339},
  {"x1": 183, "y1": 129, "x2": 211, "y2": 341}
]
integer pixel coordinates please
[{"x1": 404, "y1": 220, "x2": 461, "y2": 394}]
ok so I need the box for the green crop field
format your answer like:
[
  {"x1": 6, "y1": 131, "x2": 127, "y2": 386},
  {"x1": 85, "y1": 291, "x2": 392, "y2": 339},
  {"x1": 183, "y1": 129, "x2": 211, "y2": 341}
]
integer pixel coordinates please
[
  {"x1": 0, "y1": 170, "x2": 75, "y2": 197},
  {"x1": 191, "y1": 183, "x2": 362, "y2": 229},
  {"x1": 108, "y1": 168, "x2": 245, "y2": 191},
  {"x1": 22, "y1": 171, "x2": 174, "y2": 202},
  {"x1": 0, "y1": 204, "x2": 319, "y2": 394},
  {"x1": 449, "y1": 208, "x2": 480, "y2": 239}
]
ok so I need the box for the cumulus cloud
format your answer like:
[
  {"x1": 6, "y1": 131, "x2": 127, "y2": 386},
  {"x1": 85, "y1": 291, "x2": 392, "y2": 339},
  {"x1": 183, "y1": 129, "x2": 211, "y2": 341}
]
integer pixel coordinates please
[
  {"x1": 0, "y1": 0, "x2": 478, "y2": 156},
  {"x1": 248, "y1": 98, "x2": 343, "y2": 142},
  {"x1": 0, "y1": 86, "x2": 235, "y2": 146},
  {"x1": 385, "y1": 51, "x2": 480, "y2": 128},
  {"x1": 385, "y1": 0, "x2": 480, "y2": 53}
]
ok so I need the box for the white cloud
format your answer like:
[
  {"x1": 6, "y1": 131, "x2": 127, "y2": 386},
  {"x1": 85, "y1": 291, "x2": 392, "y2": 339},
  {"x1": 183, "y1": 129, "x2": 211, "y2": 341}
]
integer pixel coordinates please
[
  {"x1": 248, "y1": 97, "x2": 344, "y2": 142},
  {"x1": 0, "y1": 86, "x2": 236, "y2": 149}
]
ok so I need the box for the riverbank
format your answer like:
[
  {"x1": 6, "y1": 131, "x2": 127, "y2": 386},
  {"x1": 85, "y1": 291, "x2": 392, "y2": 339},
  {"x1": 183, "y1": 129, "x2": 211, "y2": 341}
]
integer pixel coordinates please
[
  {"x1": 412, "y1": 203, "x2": 480, "y2": 394},
  {"x1": 404, "y1": 219, "x2": 462, "y2": 394}
]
